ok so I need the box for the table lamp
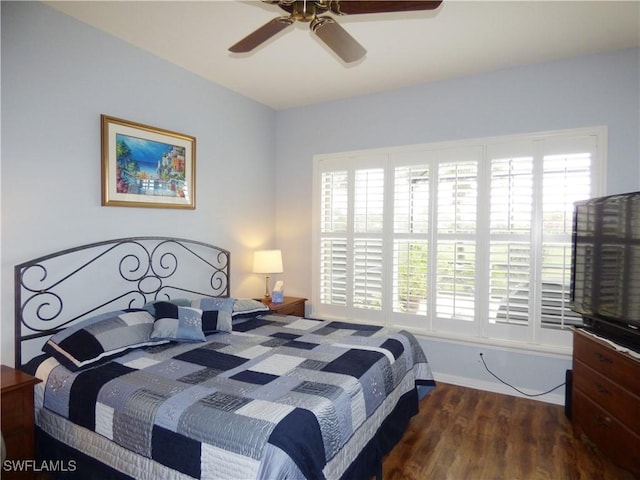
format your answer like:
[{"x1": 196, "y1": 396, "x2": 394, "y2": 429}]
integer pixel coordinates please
[{"x1": 253, "y1": 249, "x2": 283, "y2": 301}]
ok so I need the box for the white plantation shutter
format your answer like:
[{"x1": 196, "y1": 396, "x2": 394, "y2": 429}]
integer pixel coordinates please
[
  {"x1": 393, "y1": 164, "x2": 430, "y2": 315},
  {"x1": 434, "y1": 160, "x2": 478, "y2": 329},
  {"x1": 313, "y1": 128, "x2": 604, "y2": 348},
  {"x1": 320, "y1": 170, "x2": 349, "y2": 306},
  {"x1": 488, "y1": 152, "x2": 534, "y2": 329},
  {"x1": 539, "y1": 145, "x2": 594, "y2": 333},
  {"x1": 316, "y1": 158, "x2": 386, "y2": 321},
  {"x1": 353, "y1": 169, "x2": 384, "y2": 311}
]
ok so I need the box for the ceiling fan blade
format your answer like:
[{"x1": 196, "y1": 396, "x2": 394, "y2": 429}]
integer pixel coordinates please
[
  {"x1": 229, "y1": 16, "x2": 294, "y2": 53},
  {"x1": 311, "y1": 17, "x2": 366, "y2": 63},
  {"x1": 328, "y1": 1, "x2": 442, "y2": 15}
]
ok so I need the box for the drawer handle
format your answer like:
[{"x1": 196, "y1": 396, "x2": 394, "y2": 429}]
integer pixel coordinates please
[
  {"x1": 595, "y1": 353, "x2": 613, "y2": 364},
  {"x1": 595, "y1": 383, "x2": 611, "y2": 395},
  {"x1": 596, "y1": 415, "x2": 612, "y2": 427}
]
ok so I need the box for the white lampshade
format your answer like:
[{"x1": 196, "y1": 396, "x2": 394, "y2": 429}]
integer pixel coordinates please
[{"x1": 253, "y1": 250, "x2": 283, "y2": 274}]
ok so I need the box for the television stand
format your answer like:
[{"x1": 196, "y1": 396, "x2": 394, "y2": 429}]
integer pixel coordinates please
[{"x1": 571, "y1": 328, "x2": 640, "y2": 477}]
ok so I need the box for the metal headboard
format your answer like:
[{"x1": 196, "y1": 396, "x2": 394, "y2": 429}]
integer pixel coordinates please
[{"x1": 14, "y1": 236, "x2": 230, "y2": 368}]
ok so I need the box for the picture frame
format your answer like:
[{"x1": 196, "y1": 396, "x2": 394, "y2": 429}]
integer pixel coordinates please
[{"x1": 101, "y1": 115, "x2": 196, "y2": 209}]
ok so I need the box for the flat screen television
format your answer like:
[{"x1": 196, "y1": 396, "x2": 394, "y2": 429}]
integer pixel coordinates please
[{"x1": 570, "y1": 191, "x2": 640, "y2": 352}]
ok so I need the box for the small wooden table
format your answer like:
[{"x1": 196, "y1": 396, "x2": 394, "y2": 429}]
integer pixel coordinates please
[
  {"x1": 262, "y1": 296, "x2": 307, "y2": 317},
  {"x1": 1, "y1": 365, "x2": 41, "y2": 480}
]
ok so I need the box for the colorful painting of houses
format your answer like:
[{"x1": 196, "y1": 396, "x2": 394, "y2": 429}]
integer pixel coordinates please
[{"x1": 115, "y1": 133, "x2": 188, "y2": 198}]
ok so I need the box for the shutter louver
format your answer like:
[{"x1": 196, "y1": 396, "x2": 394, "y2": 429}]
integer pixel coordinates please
[{"x1": 320, "y1": 238, "x2": 347, "y2": 305}]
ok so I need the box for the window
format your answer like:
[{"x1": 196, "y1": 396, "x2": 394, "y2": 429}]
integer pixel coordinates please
[{"x1": 313, "y1": 128, "x2": 606, "y2": 349}]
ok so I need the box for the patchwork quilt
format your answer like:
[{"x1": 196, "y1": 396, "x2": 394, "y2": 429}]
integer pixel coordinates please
[{"x1": 34, "y1": 314, "x2": 435, "y2": 479}]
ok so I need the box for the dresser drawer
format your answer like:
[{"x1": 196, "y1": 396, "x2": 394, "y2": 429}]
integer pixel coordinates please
[
  {"x1": 275, "y1": 302, "x2": 305, "y2": 316},
  {"x1": 573, "y1": 331, "x2": 640, "y2": 396},
  {"x1": 573, "y1": 389, "x2": 640, "y2": 478},
  {"x1": 573, "y1": 359, "x2": 640, "y2": 433}
]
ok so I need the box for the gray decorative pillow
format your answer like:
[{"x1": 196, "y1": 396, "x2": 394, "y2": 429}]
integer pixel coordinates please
[
  {"x1": 232, "y1": 298, "x2": 270, "y2": 322},
  {"x1": 151, "y1": 306, "x2": 206, "y2": 343},
  {"x1": 42, "y1": 309, "x2": 165, "y2": 371},
  {"x1": 190, "y1": 297, "x2": 234, "y2": 333},
  {"x1": 152, "y1": 298, "x2": 234, "y2": 334}
]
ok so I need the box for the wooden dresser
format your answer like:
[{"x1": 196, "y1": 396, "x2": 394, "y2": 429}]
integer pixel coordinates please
[
  {"x1": 1, "y1": 365, "x2": 41, "y2": 480},
  {"x1": 571, "y1": 329, "x2": 640, "y2": 477}
]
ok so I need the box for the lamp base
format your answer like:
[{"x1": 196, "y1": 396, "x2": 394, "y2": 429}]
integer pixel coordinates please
[{"x1": 262, "y1": 274, "x2": 271, "y2": 302}]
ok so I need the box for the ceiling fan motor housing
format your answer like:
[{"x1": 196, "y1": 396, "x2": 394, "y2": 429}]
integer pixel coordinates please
[{"x1": 291, "y1": 1, "x2": 320, "y2": 22}]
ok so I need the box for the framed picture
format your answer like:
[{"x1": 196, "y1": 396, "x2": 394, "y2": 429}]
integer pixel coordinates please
[{"x1": 101, "y1": 115, "x2": 196, "y2": 209}]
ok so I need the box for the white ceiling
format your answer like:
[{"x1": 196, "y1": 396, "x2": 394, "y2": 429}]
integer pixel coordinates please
[{"x1": 47, "y1": 1, "x2": 640, "y2": 110}]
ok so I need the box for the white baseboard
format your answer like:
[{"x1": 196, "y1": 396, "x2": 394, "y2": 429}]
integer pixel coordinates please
[{"x1": 432, "y1": 371, "x2": 566, "y2": 406}]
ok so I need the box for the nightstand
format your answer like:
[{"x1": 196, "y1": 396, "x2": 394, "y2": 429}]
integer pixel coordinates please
[
  {"x1": 262, "y1": 296, "x2": 307, "y2": 317},
  {"x1": 1, "y1": 365, "x2": 41, "y2": 480}
]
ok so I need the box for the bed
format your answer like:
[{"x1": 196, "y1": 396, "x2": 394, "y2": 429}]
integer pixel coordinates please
[{"x1": 14, "y1": 237, "x2": 435, "y2": 479}]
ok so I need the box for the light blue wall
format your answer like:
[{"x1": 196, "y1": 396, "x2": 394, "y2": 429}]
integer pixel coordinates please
[
  {"x1": 2, "y1": 1, "x2": 639, "y2": 404},
  {"x1": 275, "y1": 47, "x2": 640, "y2": 403},
  {"x1": 1, "y1": 1, "x2": 278, "y2": 364}
]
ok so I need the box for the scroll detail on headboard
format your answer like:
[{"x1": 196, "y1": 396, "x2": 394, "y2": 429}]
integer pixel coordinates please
[{"x1": 15, "y1": 237, "x2": 230, "y2": 368}]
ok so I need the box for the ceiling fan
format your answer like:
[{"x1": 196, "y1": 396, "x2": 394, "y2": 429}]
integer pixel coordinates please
[{"x1": 229, "y1": 1, "x2": 443, "y2": 63}]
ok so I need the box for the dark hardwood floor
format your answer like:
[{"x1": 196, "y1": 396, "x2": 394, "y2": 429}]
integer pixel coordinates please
[{"x1": 382, "y1": 383, "x2": 636, "y2": 480}]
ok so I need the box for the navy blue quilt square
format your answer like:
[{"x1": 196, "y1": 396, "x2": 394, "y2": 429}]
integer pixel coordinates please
[
  {"x1": 268, "y1": 408, "x2": 325, "y2": 480},
  {"x1": 58, "y1": 329, "x2": 104, "y2": 361},
  {"x1": 322, "y1": 349, "x2": 384, "y2": 378},
  {"x1": 69, "y1": 362, "x2": 135, "y2": 430},
  {"x1": 284, "y1": 340, "x2": 318, "y2": 350},
  {"x1": 231, "y1": 370, "x2": 278, "y2": 385},
  {"x1": 175, "y1": 349, "x2": 247, "y2": 371},
  {"x1": 380, "y1": 338, "x2": 404, "y2": 360},
  {"x1": 326, "y1": 321, "x2": 382, "y2": 336},
  {"x1": 152, "y1": 425, "x2": 201, "y2": 479},
  {"x1": 200, "y1": 310, "x2": 221, "y2": 334},
  {"x1": 233, "y1": 318, "x2": 275, "y2": 332}
]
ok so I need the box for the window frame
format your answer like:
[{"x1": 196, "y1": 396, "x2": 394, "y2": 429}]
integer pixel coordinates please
[{"x1": 311, "y1": 127, "x2": 607, "y2": 352}]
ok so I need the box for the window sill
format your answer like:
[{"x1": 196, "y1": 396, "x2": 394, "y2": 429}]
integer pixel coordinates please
[{"x1": 410, "y1": 328, "x2": 573, "y2": 357}]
